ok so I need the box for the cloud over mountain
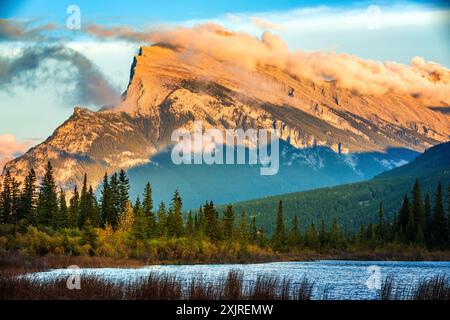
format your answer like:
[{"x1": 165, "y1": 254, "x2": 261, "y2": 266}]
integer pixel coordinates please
[
  {"x1": 85, "y1": 23, "x2": 450, "y2": 102},
  {"x1": 0, "y1": 134, "x2": 32, "y2": 171}
]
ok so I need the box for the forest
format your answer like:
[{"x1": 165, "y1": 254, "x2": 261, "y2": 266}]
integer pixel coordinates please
[{"x1": 0, "y1": 162, "x2": 449, "y2": 263}]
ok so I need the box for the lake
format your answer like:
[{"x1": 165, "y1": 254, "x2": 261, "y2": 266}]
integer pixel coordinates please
[{"x1": 25, "y1": 260, "x2": 450, "y2": 300}]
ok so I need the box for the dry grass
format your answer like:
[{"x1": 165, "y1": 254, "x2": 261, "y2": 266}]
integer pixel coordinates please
[
  {"x1": 0, "y1": 270, "x2": 316, "y2": 300},
  {"x1": 379, "y1": 275, "x2": 450, "y2": 300}
]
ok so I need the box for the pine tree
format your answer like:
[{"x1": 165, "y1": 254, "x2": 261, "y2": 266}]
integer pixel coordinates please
[
  {"x1": 100, "y1": 173, "x2": 116, "y2": 229},
  {"x1": 272, "y1": 200, "x2": 286, "y2": 250},
  {"x1": 250, "y1": 216, "x2": 257, "y2": 243},
  {"x1": 306, "y1": 223, "x2": 319, "y2": 250},
  {"x1": 142, "y1": 182, "x2": 156, "y2": 237},
  {"x1": 432, "y1": 182, "x2": 448, "y2": 249},
  {"x1": 448, "y1": 185, "x2": 450, "y2": 249},
  {"x1": 358, "y1": 224, "x2": 365, "y2": 245},
  {"x1": 239, "y1": 209, "x2": 248, "y2": 242},
  {"x1": 319, "y1": 218, "x2": 327, "y2": 249},
  {"x1": 330, "y1": 218, "x2": 340, "y2": 249},
  {"x1": 109, "y1": 173, "x2": 121, "y2": 219},
  {"x1": 424, "y1": 193, "x2": 433, "y2": 248},
  {"x1": 132, "y1": 196, "x2": 147, "y2": 241},
  {"x1": 78, "y1": 174, "x2": 89, "y2": 228},
  {"x1": 10, "y1": 177, "x2": 21, "y2": 226},
  {"x1": 37, "y1": 162, "x2": 58, "y2": 227},
  {"x1": 56, "y1": 188, "x2": 68, "y2": 229},
  {"x1": 118, "y1": 169, "x2": 130, "y2": 214},
  {"x1": 411, "y1": 179, "x2": 425, "y2": 243},
  {"x1": 68, "y1": 186, "x2": 79, "y2": 228},
  {"x1": 87, "y1": 186, "x2": 100, "y2": 227},
  {"x1": 157, "y1": 201, "x2": 167, "y2": 237},
  {"x1": 19, "y1": 169, "x2": 37, "y2": 225},
  {"x1": 376, "y1": 202, "x2": 384, "y2": 242},
  {"x1": 186, "y1": 210, "x2": 194, "y2": 236},
  {"x1": 288, "y1": 215, "x2": 301, "y2": 247},
  {"x1": 222, "y1": 205, "x2": 235, "y2": 240},
  {"x1": 168, "y1": 190, "x2": 183, "y2": 237},
  {"x1": 1, "y1": 171, "x2": 12, "y2": 224},
  {"x1": 397, "y1": 195, "x2": 410, "y2": 241}
]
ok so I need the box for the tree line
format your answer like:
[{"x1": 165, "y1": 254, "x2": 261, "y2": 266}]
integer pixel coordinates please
[{"x1": 1, "y1": 162, "x2": 449, "y2": 255}]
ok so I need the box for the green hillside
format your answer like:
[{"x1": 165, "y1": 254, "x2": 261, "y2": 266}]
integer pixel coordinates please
[{"x1": 227, "y1": 142, "x2": 450, "y2": 235}]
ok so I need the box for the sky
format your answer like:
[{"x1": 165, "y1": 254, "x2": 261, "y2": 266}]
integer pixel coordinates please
[{"x1": 0, "y1": 0, "x2": 449, "y2": 167}]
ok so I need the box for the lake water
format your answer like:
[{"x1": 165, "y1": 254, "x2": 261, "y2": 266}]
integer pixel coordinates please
[{"x1": 25, "y1": 260, "x2": 450, "y2": 300}]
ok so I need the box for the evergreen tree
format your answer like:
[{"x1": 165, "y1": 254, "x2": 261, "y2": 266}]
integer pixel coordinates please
[
  {"x1": 0, "y1": 172, "x2": 11, "y2": 224},
  {"x1": 109, "y1": 173, "x2": 121, "y2": 219},
  {"x1": 306, "y1": 223, "x2": 319, "y2": 250},
  {"x1": 118, "y1": 169, "x2": 130, "y2": 214},
  {"x1": 157, "y1": 201, "x2": 167, "y2": 237},
  {"x1": 424, "y1": 193, "x2": 433, "y2": 248},
  {"x1": 432, "y1": 182, "x2": 448, "y2": 249},
  {"x1": 376, "y1": 202, "x2": 384, "y2": 242},
  {"x1": 37, "y1": 162, "x2": 58, "y2": 227},
  {"x1": 222, "y1": 205, "x2": 235, "y2": 240},
  {"x1": 272, "y1": 200, "x2": 286, "y2": 250},
  {"x1": 56, "y1": 188, "x2": 68, "y2": 229},
  {"x1": 288, "y1": 215, "x2": 301, "y2": 247},
  {"x1": 411, "y1": 180, "x2": 425, "y2": 243},
  {"x1": 132, "y1": 196, "x2": 147, "y2": 241},
  {"x1": 100, "y1": 173, "x2": 116, "y2": 229},
  {"x1": 397, "y1": 195, "x2": 410, "y2": 241},
  {"x1": 10, "y1": 177, "x2": 21, "y2": 226},
  {"x1": 68, "y1": 186, "x2": 79, "y2": 228},
  {"x1": 186, "y1": 210, "x2": 194, "y2": 236},
  {"x1": 250, "y1": 216, "x2": 257, "y2": 243},
  {"x1": 358, "y1": 224, "x2": 366, "y2": 245},
  {"x1": 330, "y1": 218, "x2": 340, "y2": 249},
  {"x1": 319, "y1": 218, "x2": 327, "y2": 249},
  {"x1": 78, "y1": 174, "x2": 89, "y2": 228},
  {"x1": 204, "y1": 201, "x2": 221, "y2": 241},
  {"x1": 239, "y1": 209, "x2": 248, "y2": 242},
  {"x1": 87, "y1": 186, "x2": 100, "y2": 227},
  {"x1": 19, "y1": 169, "x2": 37, "y2": 224},
  {"x1": 448, "y1": 185, "x2": 450, "y2": 249},
  {"x1": 168, "y1": 190, "x2": 183, "y2": 238},
  {"x1": 80, "y1": 220, "x2": 98, "y2": 257},
  {"x1": 142, "y1": 182, "x2": 156, "y2": 237}
]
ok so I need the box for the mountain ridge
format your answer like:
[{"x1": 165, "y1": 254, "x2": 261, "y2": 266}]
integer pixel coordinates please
[{"x1": 2, "y1": 38, "x2": 450, "y2": 194}]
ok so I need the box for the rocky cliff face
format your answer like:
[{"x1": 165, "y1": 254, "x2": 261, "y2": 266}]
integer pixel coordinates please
[{"x1": 3, "y1": 42, "x2": 450, "y2": 191}]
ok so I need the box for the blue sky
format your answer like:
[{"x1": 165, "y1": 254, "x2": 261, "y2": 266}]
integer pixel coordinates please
[{"x1": 0, "y1": 0, "x2": 449, "y2": 165}]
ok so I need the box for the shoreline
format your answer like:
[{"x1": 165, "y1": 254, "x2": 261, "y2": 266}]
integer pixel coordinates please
[{"x1": 2, "y1": 249, "x2": 450, "y2": 274}]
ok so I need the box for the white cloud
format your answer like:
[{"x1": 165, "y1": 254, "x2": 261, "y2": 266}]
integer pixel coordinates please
[{"x1": 0, "y1": 134, "x2": 33, "y2": 170}]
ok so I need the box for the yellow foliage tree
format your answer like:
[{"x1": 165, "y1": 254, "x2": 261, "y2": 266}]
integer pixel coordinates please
[{"x1": 118, "y1": 201, "x2": 134, "y2": 232}]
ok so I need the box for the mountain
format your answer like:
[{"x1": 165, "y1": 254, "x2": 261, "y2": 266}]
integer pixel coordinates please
[
  {"x1": 229, "y1": 142, "x2": 450, "y2": 234},
  {"x1": 2, "y1": 31, "x2": 450, "y2": 206},
  {"x1": 375, "y1": 142, "x2": 450, "y2": 179}
]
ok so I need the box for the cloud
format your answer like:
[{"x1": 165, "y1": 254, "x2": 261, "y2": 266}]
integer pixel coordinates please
[
  {"x1": 85, "y1": 22, "x2": 450, "y2": 102},
  {"x1": 84, "y1": 24, "x2": 154, "y2": 43},
  {"x1": 0, "y1": 18, "x2": 56, "y2": 41},
  {"x1": 250, "y1": 17, "x2": 282, "y2": 31},
  {"x1": 0, "y1": 19, "x2": 120, "y2": 107},
  {"x1": 0, "y1": 134, "x2": 33, "y2": 171},
  {"x1": 0, "y1": 45, "x2": 121, "y2": 107}
]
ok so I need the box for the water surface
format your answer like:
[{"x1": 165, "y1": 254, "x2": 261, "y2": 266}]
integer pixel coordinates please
[{"x1": 26, "y1": 260, "x2": 450, "y2": 300}]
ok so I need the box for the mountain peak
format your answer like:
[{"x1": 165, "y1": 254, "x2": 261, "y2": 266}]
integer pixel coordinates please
[{"x1": 3, "y1": 37, "x2": 450, "y2": 192}]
